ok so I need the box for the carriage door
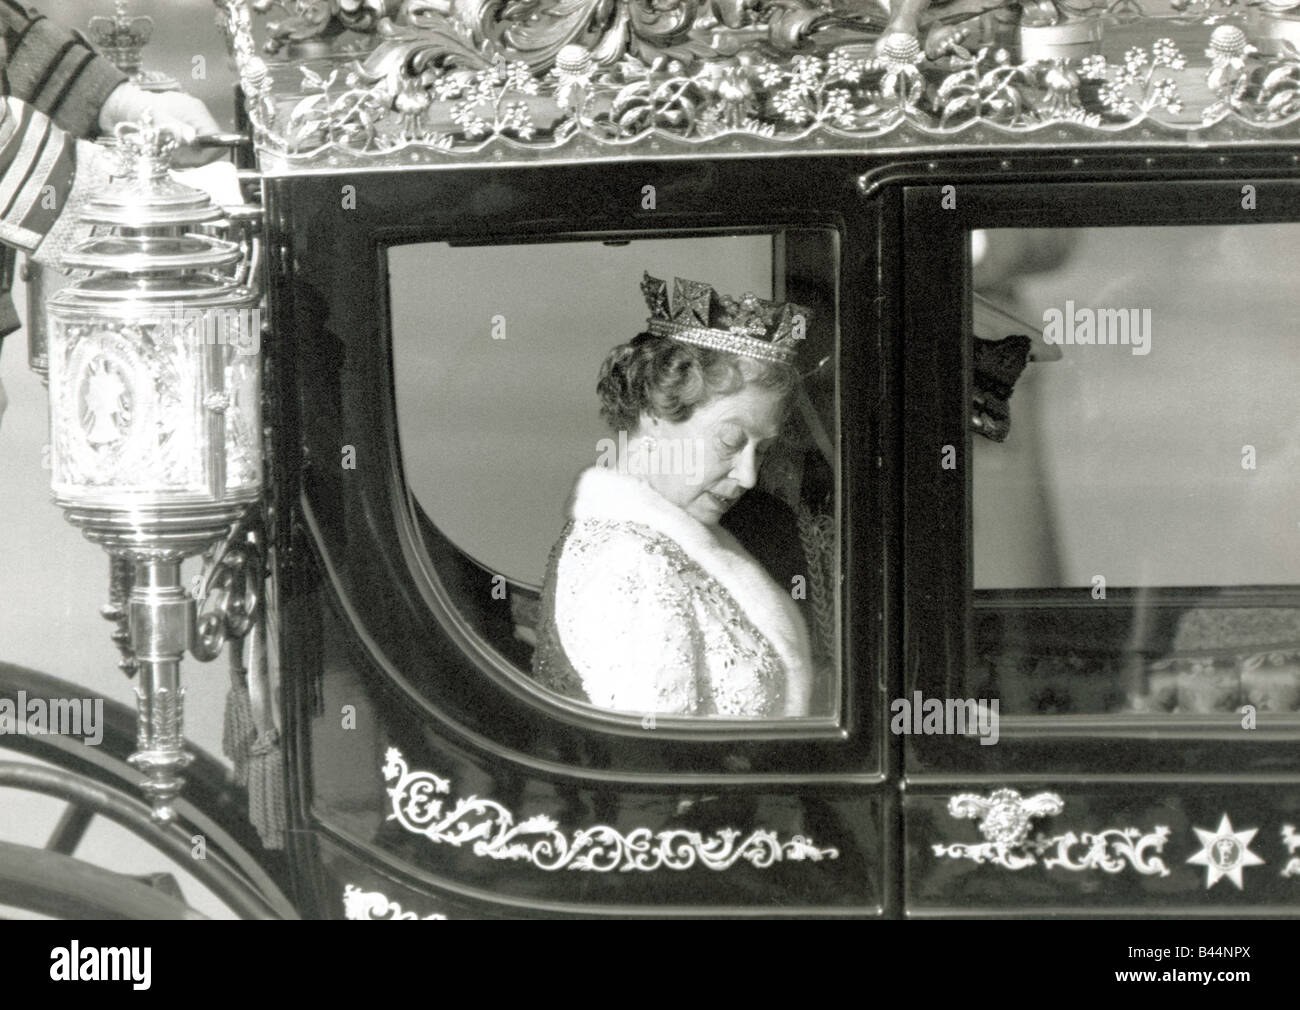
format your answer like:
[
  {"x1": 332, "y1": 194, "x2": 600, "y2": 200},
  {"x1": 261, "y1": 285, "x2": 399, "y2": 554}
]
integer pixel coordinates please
[{"x1": 897, "y1": 170, "x2": 1300, "y2": 917}]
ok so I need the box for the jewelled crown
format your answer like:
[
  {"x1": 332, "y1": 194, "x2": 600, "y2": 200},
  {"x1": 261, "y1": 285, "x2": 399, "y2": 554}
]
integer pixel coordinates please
[{"x1": 640, "y1": 272, "x2": 809, "y2": 365}]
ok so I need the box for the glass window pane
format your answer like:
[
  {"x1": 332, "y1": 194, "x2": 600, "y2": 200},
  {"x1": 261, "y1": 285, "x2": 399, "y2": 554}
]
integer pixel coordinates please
[
  {"x1": 971, "y1": 225, "x2": 1300, "y2": 716},
  {"x1": 392, "y1": 232, "x2": 840, "y2": 721}
]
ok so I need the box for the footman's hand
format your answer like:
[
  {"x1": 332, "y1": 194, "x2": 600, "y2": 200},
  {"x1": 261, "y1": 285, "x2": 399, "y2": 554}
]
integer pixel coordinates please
[{"x1": 98, "y1": 84, "x2": 225, "y2": 167}]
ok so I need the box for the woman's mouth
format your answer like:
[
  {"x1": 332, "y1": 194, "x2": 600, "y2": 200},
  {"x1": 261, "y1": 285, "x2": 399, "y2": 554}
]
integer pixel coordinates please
[{"x1": 705, "y1": 491, "x2": 739, "y2": 510}]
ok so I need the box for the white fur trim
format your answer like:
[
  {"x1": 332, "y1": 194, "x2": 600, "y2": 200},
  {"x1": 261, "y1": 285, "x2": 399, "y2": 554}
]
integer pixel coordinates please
[{"x1": 568, "y1": 466, "x2": 812, "y2": 693}]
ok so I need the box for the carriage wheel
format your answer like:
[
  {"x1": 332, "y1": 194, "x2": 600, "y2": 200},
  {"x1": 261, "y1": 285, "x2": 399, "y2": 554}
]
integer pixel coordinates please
[
  {"x1": 0, "y1": 760, "x2": 290, "y2": 919},
  {"x1": 0, "y1": 663, "x2": 296, "y2": 920},
  {"x1": 0, "y1": 839, "x2": 202, "y2": 919}
]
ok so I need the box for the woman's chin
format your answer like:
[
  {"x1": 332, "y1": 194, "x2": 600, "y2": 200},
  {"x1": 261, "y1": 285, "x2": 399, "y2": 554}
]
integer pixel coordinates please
[{"x1": 687, "y1": 498, "x2": 729, "y2": 525}]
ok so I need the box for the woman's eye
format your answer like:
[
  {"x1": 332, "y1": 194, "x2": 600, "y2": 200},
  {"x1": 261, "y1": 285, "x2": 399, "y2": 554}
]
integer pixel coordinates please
[{"x1": 718, "y1": 429, "x2": 745, "y2": 452}]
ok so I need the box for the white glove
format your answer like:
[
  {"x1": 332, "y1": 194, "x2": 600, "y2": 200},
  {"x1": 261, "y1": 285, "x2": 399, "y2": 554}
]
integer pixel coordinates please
[{"x1": 97, "y1": 83, "x2": 225, "y2": 167}]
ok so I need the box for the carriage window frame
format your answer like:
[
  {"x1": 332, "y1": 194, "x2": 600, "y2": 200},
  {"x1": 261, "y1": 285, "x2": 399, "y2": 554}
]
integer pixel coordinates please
[
  {"x1": 900, "y1": 176, "x2": 1300, "y2": 744},
  {"x1": 384, "y1": 223, "x2": 853, "y2": 741}
]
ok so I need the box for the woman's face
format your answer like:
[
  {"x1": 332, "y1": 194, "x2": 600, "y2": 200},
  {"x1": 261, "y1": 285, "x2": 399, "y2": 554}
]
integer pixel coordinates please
[{"x1": 638, "y1": 383, "x2": 786, "y2": 526}]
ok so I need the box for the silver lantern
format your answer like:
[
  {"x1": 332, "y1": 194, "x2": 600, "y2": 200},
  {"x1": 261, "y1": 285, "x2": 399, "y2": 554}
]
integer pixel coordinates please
[
  {"x1": 45, "y1": 117, "x2": 262, "y2": 821},
  {"x1": 26, "y1": 1, "x2": 187, "y2": 675}
]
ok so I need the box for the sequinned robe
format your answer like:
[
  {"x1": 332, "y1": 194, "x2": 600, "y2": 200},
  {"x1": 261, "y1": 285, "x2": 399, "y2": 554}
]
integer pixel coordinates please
[{"x1": 533, "y1": 466, "x2": 814, "y2": 718}]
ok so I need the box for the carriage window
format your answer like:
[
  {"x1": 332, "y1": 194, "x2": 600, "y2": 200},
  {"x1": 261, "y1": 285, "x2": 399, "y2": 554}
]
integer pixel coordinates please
[
  {"x1": 390, "y1": 232, "x2": 840, "y2": 721},
  {"x1": 970, "y1": 225, "x2": 1300, "y2": 717}
]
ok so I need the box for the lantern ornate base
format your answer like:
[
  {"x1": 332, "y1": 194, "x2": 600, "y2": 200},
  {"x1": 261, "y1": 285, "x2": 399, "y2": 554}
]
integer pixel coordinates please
[
  {"x1": 129, "y1": 745, "x2": 195, "y2": 823},
  {"x1": 58, "y1": 499, "x2": 255, "y2": 560},
  {"x1": 100, "y1": 556, "x2": 138, "y2": 678},
  {"x1": 126, "y1": 557, "x2": 194, "y2": 822},
  {"x1": 56, "y1": 499, "x2": 256, "y2": 819}
]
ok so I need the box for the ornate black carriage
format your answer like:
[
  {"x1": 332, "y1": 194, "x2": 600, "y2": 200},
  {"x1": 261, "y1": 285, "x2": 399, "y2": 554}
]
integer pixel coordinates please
[{"x1": 3, "y1": 0, "x2": 1300, "y2": 919}]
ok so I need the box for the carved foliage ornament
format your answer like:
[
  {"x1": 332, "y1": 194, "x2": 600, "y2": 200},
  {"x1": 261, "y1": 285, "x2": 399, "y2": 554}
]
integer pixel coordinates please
[
  {"x1": 343, "y1": 883, "x2": 448, "y2": 919},
  {"x1": 383, "y1": 748, "x2": 840, "y2": 871},
  {"x1": 932, "y1": 788, "x2": 1173, "y2": 876},
  {"x1": 217, "y1": 1, "x2": 1300, "y2": 160},
  {"x1": 246, "y1": 0, "x2": 882, "y2": 67}
]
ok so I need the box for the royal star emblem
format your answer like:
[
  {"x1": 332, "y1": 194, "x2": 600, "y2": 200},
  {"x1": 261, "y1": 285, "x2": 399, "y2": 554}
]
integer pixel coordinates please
[{"x1": 1186, "y1": 815, "x2": 1264, "y2": 890}]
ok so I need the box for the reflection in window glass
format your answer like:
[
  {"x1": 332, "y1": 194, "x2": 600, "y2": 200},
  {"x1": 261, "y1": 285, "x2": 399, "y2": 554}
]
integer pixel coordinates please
[
  {"x1": 970, "y1": 226, "x2": 1300, "y2": 716},
  {"x1": 391, "y1": 233, "x2": 839, "y2": 720}
]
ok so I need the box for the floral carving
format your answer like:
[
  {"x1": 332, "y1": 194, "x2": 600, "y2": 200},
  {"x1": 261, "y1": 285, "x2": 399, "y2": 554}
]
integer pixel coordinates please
[
  {"x1": 938, "y1": 48, "x2": 1100, "y2": 126},
  {"x1": 1081, "y1": 38, "x2": 1187, "y2": 118},
  {"x1": 932, "y1": 840, "x2": 1041, "y2": 870},
  {"x1": 248, "y1": 0, "x2": 881, "y2": 68},
  {"x1": 218, "y1": 2, "x2": 1300, "y2": 162},
  {"x1": 1039, "y1": 827, "x2": 1172, "y2": 875},
  {"x1": 934, "y1": 789, "x2": 1172, "y2": 877},
  {"x1": 762, "y1": 53, "x2": 877, "y2": 128},
  {"x1": 447, "y1": 57, "x2": 540, "y2": 138},
  {"x1": 343, "y1": 883, "x2": 448, "y2": 919},
  {"x1": 285, "y1": 53, "x2": 483, "y2": 149},
  {"x1": 383, "y1": 748, "x2": 840, "y2": 871},
  {"x1": 604, "y1": 55, "x2": 727, "y2": 136},
  {"x1": 949, "y1": 788, "x2": 1064, "y2": 847}
]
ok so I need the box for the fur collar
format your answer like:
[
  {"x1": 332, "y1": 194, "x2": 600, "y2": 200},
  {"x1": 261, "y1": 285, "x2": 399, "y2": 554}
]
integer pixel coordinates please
[{"x1": 568, "y1": 465, "x2": 812, "y2": 681}]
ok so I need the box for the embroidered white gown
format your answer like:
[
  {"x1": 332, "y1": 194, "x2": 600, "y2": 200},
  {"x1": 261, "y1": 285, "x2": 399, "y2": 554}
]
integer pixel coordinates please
[{"x1": 532, "y1": 466, "x2": 814, "y2": 718}]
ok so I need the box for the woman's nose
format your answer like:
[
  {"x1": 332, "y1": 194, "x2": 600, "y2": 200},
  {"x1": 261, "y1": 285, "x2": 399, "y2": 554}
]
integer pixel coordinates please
[{"x1": 729, "y1": 445, "x2": 759, "y2": 489}]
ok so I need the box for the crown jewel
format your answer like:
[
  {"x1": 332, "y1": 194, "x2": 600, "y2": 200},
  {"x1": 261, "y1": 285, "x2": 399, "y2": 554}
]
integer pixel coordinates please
[{"x1": 640, "y1": 272, "x2": 809, "y2": 364}]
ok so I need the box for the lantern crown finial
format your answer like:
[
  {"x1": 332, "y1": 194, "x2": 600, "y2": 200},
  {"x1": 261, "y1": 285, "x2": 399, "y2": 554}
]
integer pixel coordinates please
[
  {"x1": 88, "y1": 0, "x2": 154, "y2": 76},
  {"x1": 114, "y1": 114, "x2": 179, "y2": 179}
]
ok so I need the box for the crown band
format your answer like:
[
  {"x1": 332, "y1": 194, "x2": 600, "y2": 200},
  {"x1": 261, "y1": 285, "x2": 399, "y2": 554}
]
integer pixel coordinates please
[
  {"x1": 641, "y1": 271, "x2": 808, "y2": 366},
  {"x1": 648, "y1": 319, "x2": 798, "y2": 364}
]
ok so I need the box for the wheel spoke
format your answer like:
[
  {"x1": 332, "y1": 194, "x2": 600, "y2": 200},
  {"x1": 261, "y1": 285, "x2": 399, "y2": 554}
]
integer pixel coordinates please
[
  {"x1": 0, "y1": 840, "x2": 203, "y2": 920},
  {"x1": 0, "y1": 761, "x2": 282, "y2": 919},
  {"x1": 45, "y1": 804, "x2": 94, "y2": 855}
]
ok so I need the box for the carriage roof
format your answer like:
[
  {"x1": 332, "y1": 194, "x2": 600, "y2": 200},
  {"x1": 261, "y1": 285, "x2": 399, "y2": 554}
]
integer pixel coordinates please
[{"x1": 215, "y1": 0, "x2": 1300, "y2": 173}]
